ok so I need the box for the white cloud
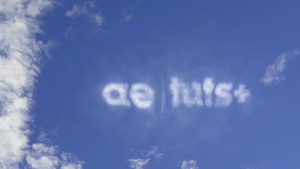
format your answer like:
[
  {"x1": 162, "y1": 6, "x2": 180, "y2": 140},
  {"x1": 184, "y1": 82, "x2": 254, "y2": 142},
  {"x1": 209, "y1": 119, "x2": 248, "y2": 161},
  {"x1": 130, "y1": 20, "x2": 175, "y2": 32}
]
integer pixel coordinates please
[
  {"x1": 129, "y1": 83, "x2": 155, "y2": 109},
  {"x1": 262, "y1": 50, "x2": 300, "y2": 85},
  {"x1": 145, "y1": 146, "x2": 163, "y2": 159},
  {"x1": 169, "y1": 77, "x2": 204, "y2": 107},
  {"x1": 102, "y1": 83, "x2": 131, "y2": 106},
  {"x1": 0, "y1": 0, "x2": 82, "y2": 168},
  {"x1": 128, "y1": 146, "x2": 163, "y2": 169},
  {"x1": 26, "y1": 143, "x2": 83, "y2": 169},
  {"x1": 233, "y1": 84, "x2": 251, "y2": 103},
  {"x1": 203, "y1": 78, "x2": 215, "y2": 107},
  {"x1": 128, "y1": 158, "x2": 150, "y2": 169},
  {"x1": 214, "y1": 82, "x2": 233, "y2": 107},
  {"x1": 181, "y1": 160, "x2": 198, "y2": 169},
  {"x1": 65, "y1": 1, "x2": 104, "y2": 26},
  {"x1": 102, "y1": 83, "x2": 156, "y2": 109}
]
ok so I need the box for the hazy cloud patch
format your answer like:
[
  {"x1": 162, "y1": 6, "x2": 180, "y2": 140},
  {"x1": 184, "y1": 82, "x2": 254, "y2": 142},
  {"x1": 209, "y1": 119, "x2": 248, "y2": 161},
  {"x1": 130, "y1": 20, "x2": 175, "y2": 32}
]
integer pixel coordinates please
[
  {"x1": 128, "y1": 146, "x2": 163, "y2": 169},
  {"x1": 181, "y1": 160, "x2": 198, "y2": 169},
  {"x1": 262, "y1": 50, "x2": 300, "y2": 85},
  {"x1": 66, "y1": 1, "x2": 104, "y2": 26},
  {"x1": 121, "y1": 9, "x2": 134, "y2": 22}
]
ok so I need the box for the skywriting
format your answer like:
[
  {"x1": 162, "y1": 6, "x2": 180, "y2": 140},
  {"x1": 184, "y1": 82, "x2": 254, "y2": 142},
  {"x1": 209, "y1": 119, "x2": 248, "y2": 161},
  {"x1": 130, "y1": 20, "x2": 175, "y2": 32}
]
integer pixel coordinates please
[
  {"x1": 102, "y1": 76, "x2": 250, "y2": 109},
  {"x1": 0, "y1": 0, "x2": 299, "y2": 169}
]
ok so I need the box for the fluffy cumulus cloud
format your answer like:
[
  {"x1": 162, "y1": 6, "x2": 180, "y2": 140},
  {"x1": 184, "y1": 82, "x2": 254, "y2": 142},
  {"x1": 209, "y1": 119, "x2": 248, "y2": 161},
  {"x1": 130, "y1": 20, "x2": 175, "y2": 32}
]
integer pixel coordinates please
[
  {"x1": 128, "y1": 146, "x2": 163, "y2": 169},
  {"x1": 0, "y1": 0, "x2": 82, "y2": 168},
  {"x1": 262, "y1": 50, "x2": 300, "y2": 85},
  {"x1": 65, "y1": 1, "x2": 104, "y2": 26}
]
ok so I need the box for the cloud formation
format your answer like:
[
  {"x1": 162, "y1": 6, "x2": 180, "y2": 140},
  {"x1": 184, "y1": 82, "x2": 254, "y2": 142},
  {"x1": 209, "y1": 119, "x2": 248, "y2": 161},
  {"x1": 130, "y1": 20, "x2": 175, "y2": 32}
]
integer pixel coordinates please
[
  {"x1": 26, "y1": 143, "x2": 83, "y2": 169},
  {"x1": 128, "y1": 159, "x2": 150, "y2": 169},
  {"x1": 181, "y1": 160, "x2": 198, "y2": 169},
  {"x1": 262, "y1": 50, "x2": 300, "y2": 85},
  {"x1": 66, "y1": 1, "x2": 104, "y2": 26},
  {"x1": 128, "y1": 146, "x2": 163, "y2": 169},
  {"x1": 102, "y1": 83, "x2": 155, "y2": 109},
  {"x1": 0, "y1": 0, "x2": 82, "y2": 168},
  {"x1": 103, "y1": 77, "x2": 250, "y2": 110}
]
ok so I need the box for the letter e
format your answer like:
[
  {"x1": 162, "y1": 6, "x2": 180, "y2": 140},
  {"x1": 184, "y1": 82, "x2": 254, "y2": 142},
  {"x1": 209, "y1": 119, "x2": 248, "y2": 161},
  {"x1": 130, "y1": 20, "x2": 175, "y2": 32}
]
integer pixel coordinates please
[{"x1": 129, "y1": 83, "x2": 155, "y2": 109}]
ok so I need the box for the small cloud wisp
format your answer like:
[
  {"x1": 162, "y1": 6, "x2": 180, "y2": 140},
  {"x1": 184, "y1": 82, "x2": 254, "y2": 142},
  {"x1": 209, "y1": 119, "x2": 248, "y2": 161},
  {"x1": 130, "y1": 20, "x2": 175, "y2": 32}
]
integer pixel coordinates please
[
  {"x1": 65, "y1": 1, "x2": 104, "y2": 26},
  {"x1": 128, "y1": 146, "x2": 163, "y2": 169},
  {"x1": 262, "y1": 50, "x2": 300, "y2": 85}
]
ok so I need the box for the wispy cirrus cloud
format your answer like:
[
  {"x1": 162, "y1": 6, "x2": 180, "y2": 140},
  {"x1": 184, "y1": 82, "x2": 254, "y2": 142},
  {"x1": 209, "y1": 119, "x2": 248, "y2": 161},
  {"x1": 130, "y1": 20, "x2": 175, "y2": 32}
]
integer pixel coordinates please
[
  {"x1": 128, "y1": 146, "x2": 163, "y2": 169},
  {"x1": 0, "y1": 0, "x2": 82, "y2": 168},
  {"x1": 262, "y1": 50, "x2": 300, "y2": 85},
  {"x1": 26, "y1": 143, "x2": 83, "y2": 169},
  {"x1": 128, "y1": 158, "x2": 150, "y2": 169},
  {"x1": 65, "y1": 1, "x2": 104, "y2": 26}
]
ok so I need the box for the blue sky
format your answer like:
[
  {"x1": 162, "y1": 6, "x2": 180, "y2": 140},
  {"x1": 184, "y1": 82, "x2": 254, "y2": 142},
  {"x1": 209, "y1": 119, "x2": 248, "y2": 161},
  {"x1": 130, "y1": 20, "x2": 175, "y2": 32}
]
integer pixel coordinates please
[{"x1": 1, "y1": 0, "x2": 300, "y2": 169}]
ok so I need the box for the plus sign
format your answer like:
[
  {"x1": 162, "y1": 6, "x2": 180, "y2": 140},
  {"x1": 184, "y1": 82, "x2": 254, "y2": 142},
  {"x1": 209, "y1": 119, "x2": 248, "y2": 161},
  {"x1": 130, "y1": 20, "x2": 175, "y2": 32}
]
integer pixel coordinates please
[{"x1": 234, "y1": 84, "x2": 250, "y2": 103}]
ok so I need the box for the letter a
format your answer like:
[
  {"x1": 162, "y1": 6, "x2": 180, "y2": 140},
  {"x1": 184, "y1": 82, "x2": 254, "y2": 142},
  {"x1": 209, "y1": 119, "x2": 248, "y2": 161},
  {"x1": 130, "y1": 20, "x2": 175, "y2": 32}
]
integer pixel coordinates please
[{"x1": 102, "y1": 83, "x2": 131, "y2": 106}]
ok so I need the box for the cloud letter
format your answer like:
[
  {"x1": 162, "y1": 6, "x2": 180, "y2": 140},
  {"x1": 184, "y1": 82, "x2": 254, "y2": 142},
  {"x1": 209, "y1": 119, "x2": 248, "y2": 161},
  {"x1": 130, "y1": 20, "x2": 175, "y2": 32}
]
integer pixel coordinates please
[
  {"x1": 234, "y1": 84, "x2": 251, "y2": 103},
  {"x1": 215, "y1": 83, "x2": 233, "y2": 107},
  {"x1": 129, "y1": 83, "x2": 155, "y2": 109},
  {"x1": 102, "y1": 83, "x2": 131, "y2": 106},
  {"x1": 203, "y1": 78, "x2": 215, "y2": 107},
  {"x1": 182, "y1": 82, "x2": 203, "y2": 107}
]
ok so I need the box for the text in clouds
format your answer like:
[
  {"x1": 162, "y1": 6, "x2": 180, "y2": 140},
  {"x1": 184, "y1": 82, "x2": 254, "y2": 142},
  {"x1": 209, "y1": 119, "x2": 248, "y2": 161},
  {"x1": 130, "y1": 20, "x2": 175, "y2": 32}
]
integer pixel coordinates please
[{"x1": 102, "y1": 77, "x2": 250, "y2": 109}]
